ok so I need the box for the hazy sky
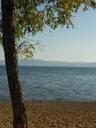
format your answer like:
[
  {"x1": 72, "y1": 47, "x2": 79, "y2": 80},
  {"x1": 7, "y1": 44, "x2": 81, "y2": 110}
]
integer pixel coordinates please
[{"x1": 0, "y1": 9, "x2": 96, "y2": 62}]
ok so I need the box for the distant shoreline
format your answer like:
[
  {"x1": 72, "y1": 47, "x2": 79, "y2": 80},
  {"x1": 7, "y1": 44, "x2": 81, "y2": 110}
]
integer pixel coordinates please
[
  {"x1": 1, "y1": 59, "x2": 96, "y2": 67},
  {"x1": 1, "y1": 65, "x2": 96, "y2": 68}
]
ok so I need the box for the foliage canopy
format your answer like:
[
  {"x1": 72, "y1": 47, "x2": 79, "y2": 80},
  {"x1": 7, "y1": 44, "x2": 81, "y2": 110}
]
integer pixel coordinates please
[{"x1": 14, "y1": 0, "x2": 96, "y2": 37}]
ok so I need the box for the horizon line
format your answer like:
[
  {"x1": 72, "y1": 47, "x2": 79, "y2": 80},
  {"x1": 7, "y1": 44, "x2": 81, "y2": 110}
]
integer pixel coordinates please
[{"x1": 1, "y1": 59, "x2": 96, "y2": 63}]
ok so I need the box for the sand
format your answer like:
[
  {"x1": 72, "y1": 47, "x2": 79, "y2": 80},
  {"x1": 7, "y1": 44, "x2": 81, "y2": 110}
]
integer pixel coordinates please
[{"x1": 0, "y1": 101, "x2": 96, "y2": 128}]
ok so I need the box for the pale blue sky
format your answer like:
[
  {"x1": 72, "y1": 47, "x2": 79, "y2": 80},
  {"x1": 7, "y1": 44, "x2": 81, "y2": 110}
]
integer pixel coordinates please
[{"x1": 0, "y1": 9, "x2": 96, "y2": 62}]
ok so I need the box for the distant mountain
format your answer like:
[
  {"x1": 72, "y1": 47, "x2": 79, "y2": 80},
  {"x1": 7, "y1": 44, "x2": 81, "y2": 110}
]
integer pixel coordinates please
[{"x1": 1, "y1": 59, "x2": 96, "y2": 67}]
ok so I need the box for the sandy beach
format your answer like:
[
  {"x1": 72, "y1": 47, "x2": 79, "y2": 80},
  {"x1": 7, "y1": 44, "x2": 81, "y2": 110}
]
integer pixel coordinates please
[{"x1": 0, "y1": 101, "x2": 96, "y2": 128}]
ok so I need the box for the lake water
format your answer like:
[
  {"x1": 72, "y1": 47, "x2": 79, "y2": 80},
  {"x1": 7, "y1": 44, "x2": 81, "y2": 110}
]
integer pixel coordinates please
[{"x1": 0, "y1": 66, "x2": 96, "y2": 101}]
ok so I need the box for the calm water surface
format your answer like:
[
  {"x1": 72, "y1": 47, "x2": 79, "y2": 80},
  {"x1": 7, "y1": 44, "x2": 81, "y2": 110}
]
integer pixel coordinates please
[{"x1": 0, "y1": 66, "x2": 96, "y2": 101}]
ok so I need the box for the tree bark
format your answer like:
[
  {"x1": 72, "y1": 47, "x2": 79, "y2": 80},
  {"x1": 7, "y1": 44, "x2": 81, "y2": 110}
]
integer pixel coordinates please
[{"x1": 2, "y1": 0, "x2": 28, "y2": 128}]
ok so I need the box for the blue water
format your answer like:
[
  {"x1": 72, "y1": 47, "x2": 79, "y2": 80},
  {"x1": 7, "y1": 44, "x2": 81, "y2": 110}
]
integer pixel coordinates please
[{"x1": 0, "y1": 66, "x2": 96, "y2": 101}]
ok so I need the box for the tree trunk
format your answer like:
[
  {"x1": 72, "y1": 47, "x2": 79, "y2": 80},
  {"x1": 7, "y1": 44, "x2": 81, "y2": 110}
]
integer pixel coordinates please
[{"x1": 2, "y1": 0, "x2": 28, "y2": 128}]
